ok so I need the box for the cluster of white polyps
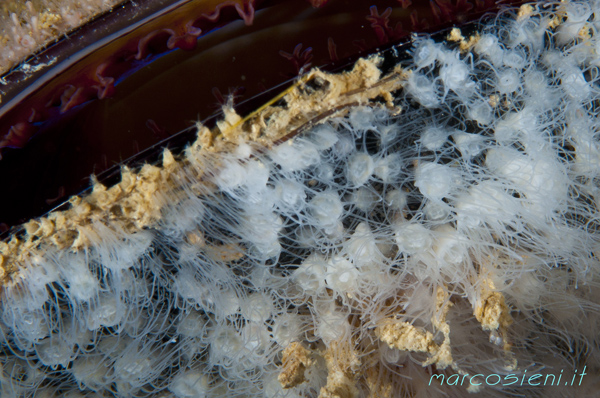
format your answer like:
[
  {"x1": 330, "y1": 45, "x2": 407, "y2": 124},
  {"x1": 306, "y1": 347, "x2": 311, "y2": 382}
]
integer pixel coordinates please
[{"x1": 2, "y1": 1, "x2": 600, "y2": 397}]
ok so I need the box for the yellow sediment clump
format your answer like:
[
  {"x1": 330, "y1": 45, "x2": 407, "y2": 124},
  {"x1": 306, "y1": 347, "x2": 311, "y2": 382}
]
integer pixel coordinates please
[
  {"x1": 474, "y1": 278, "x2": 512, "y2": 332},
  {"x1": 278, "y1": 342, "x2": 314, "y2": 389},
  {"x1": 446, "y1": 27, "x2": 480, "y2": 53},
  {"x1": 375, "y1": 287, "x2": 454, "y2": 370},
  {"x1": 474, "y1": 277, "x2": 514, "y2": 362},
  {"x1": 319, "y1": 340, "x2": 361, "y2": 398}
]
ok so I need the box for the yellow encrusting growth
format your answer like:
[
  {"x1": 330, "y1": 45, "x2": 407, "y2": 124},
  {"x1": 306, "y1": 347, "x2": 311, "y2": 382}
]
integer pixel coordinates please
[{"x1": 0, "y1": 55, "x2": 407, "y2": 284}]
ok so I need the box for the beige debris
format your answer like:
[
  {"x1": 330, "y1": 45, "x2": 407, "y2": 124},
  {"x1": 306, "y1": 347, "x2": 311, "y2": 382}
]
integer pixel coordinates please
[
  {"x1": 278, "y1": 342, "x2": 314, "y2": 389},
  {"x1": 376, "y1": 321, "x2": 437, "y2": 354},
  {"x1": 447, "y1": 27, "x2": 464, "y2": 43},
  {"x1": 364, "y1": 365, "x2": 393, "y2": 398},
  {"x1": 319, "y1": 340, "x2": 361, "y2": 398},
  {"x1": 474, "y1": 279, "x2": 512, "y2": 332},
  {"x1": 447, "y1": 27, "x2": 480, "y2": 52},
  {"x1": 517, "y1": 4, "x2": 534, "y2": 20},
  {"x1": 376, "y1": 287, "x2": 454, "y2": 370}
]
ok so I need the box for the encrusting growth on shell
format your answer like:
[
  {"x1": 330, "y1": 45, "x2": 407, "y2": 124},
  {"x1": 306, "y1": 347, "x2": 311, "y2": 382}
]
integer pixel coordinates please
[{"x1": 0, "y1": 54, "x2": 406, "y2": 283}]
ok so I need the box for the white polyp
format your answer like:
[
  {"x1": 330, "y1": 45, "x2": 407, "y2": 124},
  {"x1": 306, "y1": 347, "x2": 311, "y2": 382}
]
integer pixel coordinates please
[
  {"x1": 486, "y1": 147, "x2": 569, "y2": 215},
  {"x1": 71, "y1": 356, "x2": 109, "y2": 391},
  {"x1": 406, "y1": 72, "x2": 440, "y2": 108},
  {"x1": 241, "y1": 321, "x2": 271, "y2": 359},
  {"x1": 413, "y1": 39, "x2": 440, "y2": 69},
  {"x1": 332, "y1": 132, "x2": 356, "y2": 158},
  {"x1": 419, "y1": 126, "x2": 449, "y2": 151},
  {"x1": 502, "y1": 49, "x2": 526, "y2": 70},
  {"x1": 87, "y1": 293, "x2": 124, "y2": 330},
  {"x1": 493, "y1": 107, "x2": 539, "y2": 146},
  {"x1": 113, "y1": 346, "x2": 153, "y2": 385},
  {"x1": 161, "y1": 196, "x2": 205, "y2": 237},
  {"x1": 423, "y1": 200, "x2": 450, "y2": 221},
  {"x1": 560, "y1": 67, "x2": 591, "y2": 100},
  {"x1": 452, "y1": 131, "x2": 486, "y2": 160},
  {"x1": 454, "y1": 180, "x2": 516, "y2": 229},
  {"x1": 262, "y1": 372, "x2": 304, "y2": 398},
  {"x1": 346, "y1": 152, "x2": 374, "y2": 187},
  {"x1": 294, "y1": 225, "x2": 320, "y2": 248},
  {"x1": 345, "y1": 222, "x2": 381, "y2": 267},
  {"x1": 12, "y1": 258, "x2": 59, "y2": 310},
  {"x1": 322, "y1": 220, "x2": 345, "y2": 242},
  {"x1": 62, "y1": 254, "x2": 98, "y2": 302},
  {"x1": 432, "y1": 225, "x2": 469, "y2": 266},
  {"x1": 308, "y1": 191, "x2": 344, "y2": 228},
  {"x1": 557, "y1": 2, "x2": 592, "y2": 45},
  {"x1": 325, "y1": 254, "x2": 360, "y2": 293},
  {"x1": 439, "y1": 55, "x2": 473, "y2": 94},
  {"x1": 93, "y1": 227, "x2": 153, "y2": 272},
  {"x1": 571, "y1": 129, "x2": 600, "y2": 174},
  {"x1": 215, "y1": 289, "x2": 240, "y2": 318},
  {"x1": 496, "y1": 68, "x2": 521, "y2": 94},
  {"x1": 242, "y1": 160, "x2": 270, "y2": 201},
  {"x1": 169, "y1": 369, "x2": 209, "y2": 398},
  {"x1": 11, "y1": 308, "x2": 49, "y2": 344},
  {"x1": 36, "y1": 336, "x2": 75, "y2": 367},
  {"x1": 348, "y1": 106, "x2": 377, "y2": 132},
  {"x1": 270, "y1": 138, "x2": 320, "y2": 172},
  {"x1": 468, "y1": 100, "x2": 493, "y2": 126},
  {"x1": 309, "y1": 124, "x2": 339, "y2": 150},
  {"x1": 414, "y1": 162, "x2": 457, "y2": 201},
  {"x1": 274, "y1": 179, "x2": 306, "y2": 211},
  {"x1": 241, "y1": 293, "x2": 274, "y2": 323},
  {"x1": 293, "y1": 253, "x2": 328, "y2": 295},
  {"x1": 315, "y1": 163, "x2": 335, "y2": 183},
  {"x1": 271, "y1": 313, "x2": 301, "y2": 346},
  {"x1": 174, "y1": 269, "x2": 200, "y2": 300},
  {"x1": 242, "y1": 211, "x2": 283, "y2": 259},
  {"x1": 381, "y1": 342, "x2": 406, "y2": 364},
  {"x1": 177, "y1": 311, "x2": 207, "y2": 338},
  {"x1": 374, "y1": 153, "x2": 403, "y2": 183},
  {"x1": 351, "y1": 187, "x2": 379, "y2": 212},
  {"x1": 210, "y1": 324, "x2": 244, "y2": 364},
  {"x1": 377, "y1": 124, "x2": 398, "y2": 148},
  {"x1": 234, "y1": 142, "x2": 253, "y2": 158},
  {"x1": 314, "y1": 302, "x2": 349, "y2": 344},
  {"x1": 215, "y1": 158, "x2": 246, "y2": 191},
  {"x1": 385, "y1": 189, "x2": 407, "y2": 211},
  {"x1": 524, "y1": 69, "x2": 558, "y2": 110},
  {"x1": 474, "y1": 34, "x2": 503, "y2": 66},
  {"x1": 395, "y1": 223, "x2": 433, "y2": 255}
]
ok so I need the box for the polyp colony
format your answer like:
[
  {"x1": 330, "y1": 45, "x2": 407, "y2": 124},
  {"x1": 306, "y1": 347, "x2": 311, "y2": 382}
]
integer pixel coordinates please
[{"x1": 1, "y1": 1, "x2": 600, "y2": 397}]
